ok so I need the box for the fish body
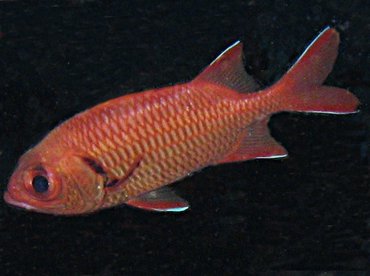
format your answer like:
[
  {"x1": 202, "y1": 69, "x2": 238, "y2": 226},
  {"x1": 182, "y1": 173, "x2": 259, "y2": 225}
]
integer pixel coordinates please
[{"x1": 4, "y1": 27, "x2": 359, "y2": 215}]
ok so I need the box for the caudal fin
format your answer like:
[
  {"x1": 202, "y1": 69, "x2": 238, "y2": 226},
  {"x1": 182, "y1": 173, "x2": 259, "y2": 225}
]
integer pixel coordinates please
[{"x1": 274, "y1": 27, "x2": 359, "y2": 114}]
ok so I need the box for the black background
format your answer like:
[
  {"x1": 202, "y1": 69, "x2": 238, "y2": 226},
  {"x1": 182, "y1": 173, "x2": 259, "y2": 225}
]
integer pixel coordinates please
[{"x1": 0, "y1": 1, "x2": 369, "y2": 274}]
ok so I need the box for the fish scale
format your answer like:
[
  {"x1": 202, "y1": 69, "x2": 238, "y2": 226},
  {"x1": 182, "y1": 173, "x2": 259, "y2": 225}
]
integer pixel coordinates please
[
  {"x1": 4, "y1": 28, "x2": 360, "y2": 215},
  {"x1": 120, "y1": 93, "x2": 243, "y2": 200},
  {"x1": 90, "y1": 87, "x2": 243, "y2": 206}
]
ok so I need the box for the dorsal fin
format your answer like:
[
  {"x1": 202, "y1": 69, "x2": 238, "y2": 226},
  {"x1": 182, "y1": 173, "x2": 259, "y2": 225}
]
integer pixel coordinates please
[{"x1": 193, "y1": 41, "x2": 259, "y2": 93}]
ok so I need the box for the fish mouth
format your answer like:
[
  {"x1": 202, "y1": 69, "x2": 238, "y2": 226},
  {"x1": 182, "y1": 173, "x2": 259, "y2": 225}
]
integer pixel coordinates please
[
  {"x1": 3, "y1": 191, "x2": 36, "y2": 211},
  {"x1": 4, "y1": 190, "x2": 67, "y2": 215}
]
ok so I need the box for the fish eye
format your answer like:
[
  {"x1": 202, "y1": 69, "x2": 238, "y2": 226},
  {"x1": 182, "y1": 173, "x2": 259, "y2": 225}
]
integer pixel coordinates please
[{"x1": 32, "y1": 175, "x2": 49, "y2": 193}]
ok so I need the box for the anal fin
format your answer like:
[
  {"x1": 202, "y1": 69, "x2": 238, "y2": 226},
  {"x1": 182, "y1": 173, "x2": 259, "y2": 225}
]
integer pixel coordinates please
[
  {"x1": 126, "y1": 187, "x2": 189, "y2": 212},
  {"x1": 219, "y1": 118, "x2": 288, "y2": 164}
]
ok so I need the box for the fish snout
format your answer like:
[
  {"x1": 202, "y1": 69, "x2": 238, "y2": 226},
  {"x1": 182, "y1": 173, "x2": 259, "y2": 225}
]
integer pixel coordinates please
[{"x1": 4, "y1": 190, "x2": 36, "y2": 211}]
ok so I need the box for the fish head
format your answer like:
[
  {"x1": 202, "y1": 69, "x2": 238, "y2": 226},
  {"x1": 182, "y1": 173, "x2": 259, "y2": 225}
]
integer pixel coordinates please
[{"x1": 4, "y1": 148, "x2": 105, "y2": 215}]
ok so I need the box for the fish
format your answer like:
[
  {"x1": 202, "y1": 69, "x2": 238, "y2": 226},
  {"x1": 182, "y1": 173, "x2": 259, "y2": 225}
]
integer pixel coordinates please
[{"x1": 4, "y1": 27, "x2": 359, "y2": 215}]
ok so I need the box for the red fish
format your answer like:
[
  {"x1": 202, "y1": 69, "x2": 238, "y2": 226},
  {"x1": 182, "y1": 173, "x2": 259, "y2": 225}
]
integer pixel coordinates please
[{"x1": 4, "y1": 27, "x2": 359, "y2": 215}]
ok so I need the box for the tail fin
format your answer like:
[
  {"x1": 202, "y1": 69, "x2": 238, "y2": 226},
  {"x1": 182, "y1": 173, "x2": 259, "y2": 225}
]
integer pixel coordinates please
[{"x1": 274, "y1": 27, "x2": 359, "y2": 114}]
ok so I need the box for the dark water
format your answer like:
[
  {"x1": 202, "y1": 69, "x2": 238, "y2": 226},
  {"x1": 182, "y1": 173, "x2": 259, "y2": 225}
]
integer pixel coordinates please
[{"x1": 0, "y1": 1, "x2": 369, "y2": 274}]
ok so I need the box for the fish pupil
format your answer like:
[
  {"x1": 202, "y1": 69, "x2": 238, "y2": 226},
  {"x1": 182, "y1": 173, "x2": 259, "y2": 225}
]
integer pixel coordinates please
[{"x1": 32, "y1": 175, "x2": 49, "y2": 193}]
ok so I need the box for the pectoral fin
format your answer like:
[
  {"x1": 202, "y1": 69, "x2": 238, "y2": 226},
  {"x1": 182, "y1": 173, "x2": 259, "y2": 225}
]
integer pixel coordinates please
[{"x1": 126, "y1": 187, "x2": 189, "y2": 212}]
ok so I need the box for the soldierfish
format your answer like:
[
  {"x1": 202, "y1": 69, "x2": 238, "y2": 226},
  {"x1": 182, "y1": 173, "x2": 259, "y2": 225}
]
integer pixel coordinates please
[{"x1": 4, "y1": 27, "x2": 359, "y2": 215}]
